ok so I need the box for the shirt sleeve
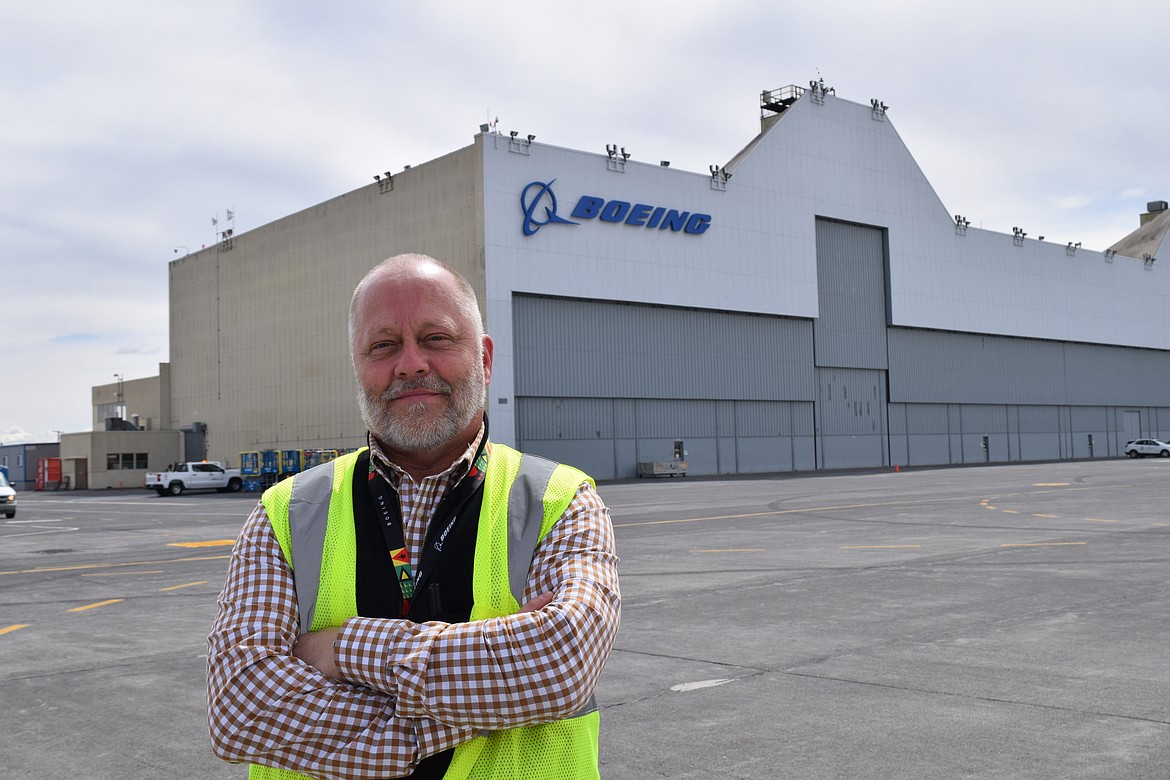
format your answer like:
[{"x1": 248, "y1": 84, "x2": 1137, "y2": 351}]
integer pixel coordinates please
[
  {"x1": 335, "y1": 481, "x2": 621, "y2": 730},
  {"x1": 206, "y1": 502, "x2": 477, "y2": 778}
]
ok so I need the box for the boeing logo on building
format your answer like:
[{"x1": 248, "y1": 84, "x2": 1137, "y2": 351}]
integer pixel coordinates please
[
  {"x1": 520, "y1": 180, "x2": 579, "y2": 236},
  {"x1": 520, "y1": 179, "x2": 712, "y2": 237}
]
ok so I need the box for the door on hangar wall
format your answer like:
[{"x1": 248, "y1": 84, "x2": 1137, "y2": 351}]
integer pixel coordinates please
[
  {"x1": 816, "y1": 368, "x2": 888, "y2": 469},
  {"x1": 510, "y1": 295, "x2": 815, "y2": 479},
  {"x1": 514, "y1": 396, "x2": 816, "y2": 480},
  {"x1": 813, "y1": 218, "x2": 891, "y2": 469},
  {"x1": 1120, "y1": 409, "x2": 1142, "y2": 442}
]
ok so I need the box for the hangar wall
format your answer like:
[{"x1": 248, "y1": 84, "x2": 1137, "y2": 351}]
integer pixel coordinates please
[
  {"x1": 886, "y1": 326, "x2": 1170, "y2": 465},
  {"x1": 168, "y1": 144, "x2": 486, "y2": 464},
  {"x1": 480, "y1": 127, "x2": 819, "y2": 446},
  {"x1": 511, "y1": 211, "x2": 1170, "y2": 478},
  {"x1": 887, "y1": 402, "x2": 1170, "y2": 466},
  {"x1": 888, "y1": 329, "x2": 1170, "y2": 407}
]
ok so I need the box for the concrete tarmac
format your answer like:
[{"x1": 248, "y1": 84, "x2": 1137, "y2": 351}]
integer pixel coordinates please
[{"x1": 2, "y1": 458, "x2": 1168, "y2": 778}]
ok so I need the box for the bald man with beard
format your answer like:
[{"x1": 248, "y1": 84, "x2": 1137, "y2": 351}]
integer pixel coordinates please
[{"x1": 208, "y1": 253, "x2": 620, "y2": 780}]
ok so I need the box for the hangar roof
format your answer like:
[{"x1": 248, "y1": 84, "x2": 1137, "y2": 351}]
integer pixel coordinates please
[{"x1": 1107, "y1": 207, "x2": 1169, "y2": 261}]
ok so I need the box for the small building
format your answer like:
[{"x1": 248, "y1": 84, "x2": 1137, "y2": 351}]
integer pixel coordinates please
[
  {"x1": 0, "y1": 442, "x2": 60, "y2": 491},
  {"x1": 60, "y1": 365, "x2": 183, "y2": 490}
]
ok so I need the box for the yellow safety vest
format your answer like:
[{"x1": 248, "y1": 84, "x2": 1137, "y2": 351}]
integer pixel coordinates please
[{"x1": 251, "y1": 444, "x2": 600, "y2": 779}]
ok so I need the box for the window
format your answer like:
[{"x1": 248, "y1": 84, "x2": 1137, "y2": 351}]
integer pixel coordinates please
[{"x1": 107, "y1": 452, "x2": 150, "y2": 470}]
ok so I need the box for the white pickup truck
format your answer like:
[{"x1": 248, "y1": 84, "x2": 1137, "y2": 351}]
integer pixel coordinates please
[{"x1": 145, "y1": 461, "x2": 243, "y2": 496}]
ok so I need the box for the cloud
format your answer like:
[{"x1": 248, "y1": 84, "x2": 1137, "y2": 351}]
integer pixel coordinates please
[
  {"x1": 116, "y1": 344, "x2": 161, "y2": 356},
  {"x1": 48, "y1": 333, "x2": 104, "y2": 345},
  {"x1": 0, "y1": 427, "x2": 44, "y2": 445},
  {"x1": 1053, "y1": 194, "x2": 1098, "y2": 210}
]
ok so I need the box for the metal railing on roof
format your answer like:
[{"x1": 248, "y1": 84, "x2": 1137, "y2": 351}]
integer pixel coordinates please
[{"x1": 760, "y1": 85, "x2": 805, "y2": 120}]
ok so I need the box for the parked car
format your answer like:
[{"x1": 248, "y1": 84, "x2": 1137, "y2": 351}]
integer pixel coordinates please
[
  {"x1": 144, "y1": 461, "x2": 243, "y2": 496},
  {"x1": 1124, "y1": 439, "x2": 1170, "y2": 458},
  {"x1": 0, "y1": 471, "x2": 15, "y2": 517}
]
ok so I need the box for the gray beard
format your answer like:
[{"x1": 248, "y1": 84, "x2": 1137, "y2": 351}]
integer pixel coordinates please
[{"x1": 357, "y1": 363, "x2": 484, "y2": 454}]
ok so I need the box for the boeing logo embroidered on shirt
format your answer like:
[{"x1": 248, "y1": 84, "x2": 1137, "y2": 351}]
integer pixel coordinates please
[{"x1": 434, "y1": 514, "x2": 458, "y2": 552}]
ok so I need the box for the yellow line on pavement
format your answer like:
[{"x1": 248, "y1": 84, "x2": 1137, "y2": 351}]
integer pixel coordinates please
[
  {"x1": 609, "y1": 485, "x2": 1127, "y2": 530},
  {"x1": 1033, "y1": 483, "x2": 1069, "y2": 486},
  {"x1": 1033, "y1": 513, "x2": 1058, "y2": 518},
  {"x1": 0, "y1": 554, "x2": 231, "y2": 576},
  {"x1": 1001, "y1": 542, "x2": 1087, "y2": 548},
  {"x1": 83, "y1": 570, "x2": 165, "y2": 577},
  {"x1": 161, "y1": 581, "x2": 208, "y2": 591},
  {"x1": 1083, "y1": 518, "x2": 1119, "y2": 524},
  {"x1": 167, "y1": 539, "x2": 236, "y2": 548},
  {"x1": 620, "y1": 500, "x2": 986, "y2": 528},
  {"x1": 68, "y1": 599, "x2": 124, "y2": 613},
  {"x1": 841, "y1": 545, "x2": 922, "y2": 550},
  {"x1": 1001, "y1": 509, "x2": 1019, "y2": 514},
  {"x1": 1, "y1": 624, "x2": 29, "y2": 636}
]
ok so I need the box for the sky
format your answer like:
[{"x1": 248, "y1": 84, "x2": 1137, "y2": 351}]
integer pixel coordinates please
[{"x1": 2, "y1": 0, "x2": 1167, "y2": 444}]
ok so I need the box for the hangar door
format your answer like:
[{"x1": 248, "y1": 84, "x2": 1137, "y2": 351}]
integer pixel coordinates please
[
  {"x1": 512, "y1": 295, "x2": 816, "y2": 479},
  {"x1": 814, "y1": 218, "x2": 891, "y2": 469}
]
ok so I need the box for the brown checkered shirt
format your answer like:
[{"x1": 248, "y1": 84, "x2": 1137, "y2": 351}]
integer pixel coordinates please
[{"x1": 207, "y1": 426, "x2": 620, "y2": 777}]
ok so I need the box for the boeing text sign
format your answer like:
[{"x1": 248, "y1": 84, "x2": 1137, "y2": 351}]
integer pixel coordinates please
[{"x1": 521, "y1": 180, "x2": 712, "y2": 237}]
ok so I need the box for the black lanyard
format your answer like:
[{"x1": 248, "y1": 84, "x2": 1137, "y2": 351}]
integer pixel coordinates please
[{"x1": 365, "y1": 432, "x2": 490, "y2": 614}]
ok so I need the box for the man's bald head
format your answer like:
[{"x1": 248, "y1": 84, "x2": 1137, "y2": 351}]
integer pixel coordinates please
[{"x1": 348, "y1": 253, "x2": 483, "y2": 355}]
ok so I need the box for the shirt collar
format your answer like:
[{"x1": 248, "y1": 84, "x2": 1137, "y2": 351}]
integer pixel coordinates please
[{"x1": 367, "y1": 422, "x2": 486, "y2": 489}]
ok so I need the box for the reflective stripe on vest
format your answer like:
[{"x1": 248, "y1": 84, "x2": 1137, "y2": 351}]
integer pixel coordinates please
[
  {"x1": 286, "y1": 460, "x2": 335, "y2": 632},
  {"x1": 504, "y1": 452, "x2": 557, "y2": 607}
]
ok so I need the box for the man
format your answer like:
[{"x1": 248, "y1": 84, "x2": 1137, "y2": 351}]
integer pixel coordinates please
[{"x1": 207, "y1": 253, "x2": 621, "y2": 779}]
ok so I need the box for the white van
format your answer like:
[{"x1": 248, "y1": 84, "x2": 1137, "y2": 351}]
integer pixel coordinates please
[{"x1": 0, "y1": 471, "x2": 16, "y2": 518}]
